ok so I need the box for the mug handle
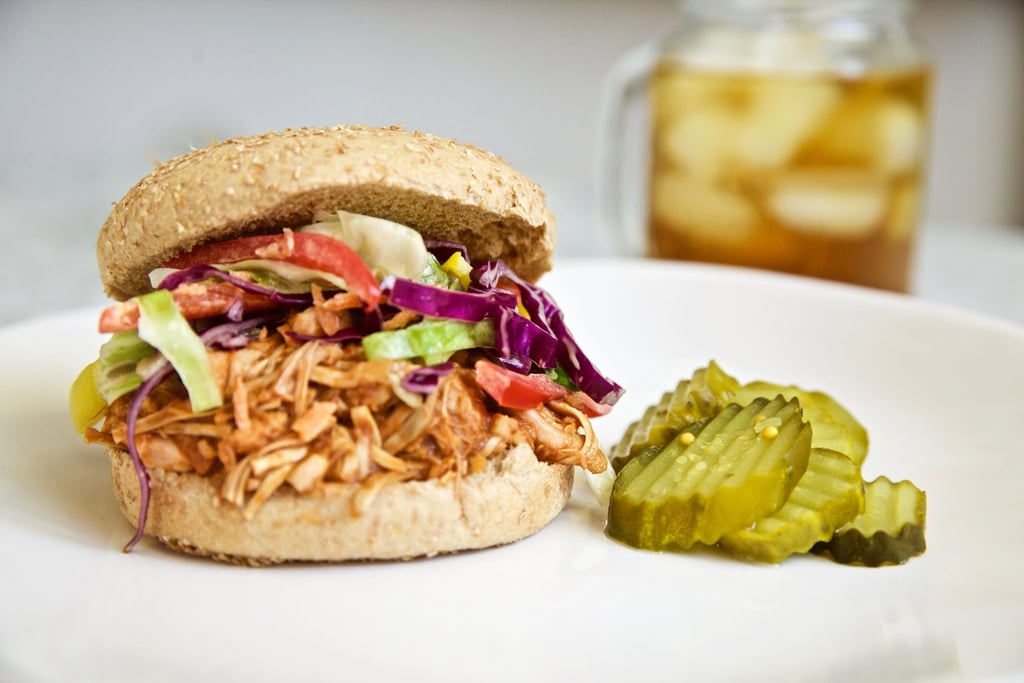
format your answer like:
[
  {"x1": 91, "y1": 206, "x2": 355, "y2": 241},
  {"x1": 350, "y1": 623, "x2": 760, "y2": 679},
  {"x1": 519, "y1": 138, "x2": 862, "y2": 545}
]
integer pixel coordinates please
[{"x1": 594, "y1": 40, "x2": 661, "y2": 257}]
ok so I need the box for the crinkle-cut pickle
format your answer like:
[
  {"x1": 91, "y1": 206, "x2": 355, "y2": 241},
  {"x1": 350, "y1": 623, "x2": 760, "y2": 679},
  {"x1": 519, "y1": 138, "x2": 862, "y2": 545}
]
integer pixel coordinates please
[
  {"x1": 612, "y1": 394, "x2": 670, "y2": 471},
  {"x1": 607, "y1": 395, "x2": 811, "y2": 551},
  {"x1": 610, "y1": 360, "x2": 739, "y2": 472},
  {"x1": 611, "y1": 419, "x2": 711, "y2": 500},
  {"x1": 718, "y1": 448, "x2": 865, "y2": 563},
  {"x1": 731, "y1": 381, "x2": 869, "y2": 466},
  {"x1": 815, "y1": 476, "x2": 927, "y2": 566}
]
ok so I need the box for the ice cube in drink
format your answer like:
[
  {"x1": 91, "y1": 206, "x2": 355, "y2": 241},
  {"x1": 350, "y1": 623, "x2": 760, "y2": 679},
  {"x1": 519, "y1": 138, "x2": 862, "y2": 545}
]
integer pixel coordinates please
[{"x1": 647, "y1": 62, "x2": 930, "y2": 292}]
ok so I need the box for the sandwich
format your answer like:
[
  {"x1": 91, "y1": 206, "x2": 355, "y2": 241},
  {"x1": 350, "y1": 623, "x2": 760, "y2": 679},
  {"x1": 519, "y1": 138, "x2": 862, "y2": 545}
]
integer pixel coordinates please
[{"x1": 70, "y1": 125, "x2": 622, "y2": 565}]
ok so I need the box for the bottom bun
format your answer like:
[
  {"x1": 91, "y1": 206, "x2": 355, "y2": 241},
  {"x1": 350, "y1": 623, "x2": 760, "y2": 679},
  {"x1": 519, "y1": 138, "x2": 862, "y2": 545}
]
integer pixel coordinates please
[{"x1": 109, "y1": 444, "x2": 573, "y2": 565}]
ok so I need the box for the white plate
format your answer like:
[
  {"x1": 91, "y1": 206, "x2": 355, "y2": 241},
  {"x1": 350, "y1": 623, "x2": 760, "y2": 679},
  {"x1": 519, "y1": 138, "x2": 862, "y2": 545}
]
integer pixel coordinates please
[{"x1": 2, "y1": 259, "x2": 1022, "y2": 682}]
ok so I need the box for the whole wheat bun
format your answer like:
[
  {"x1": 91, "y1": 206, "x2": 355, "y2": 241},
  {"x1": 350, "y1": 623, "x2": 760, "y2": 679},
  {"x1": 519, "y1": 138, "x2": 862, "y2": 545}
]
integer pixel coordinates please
[
  {"x1": 110, "y1": 444, "x2": 573, "y2": 565},
  {"x1": 97, "y1": 124, "x2": 557, "y2": 301}
]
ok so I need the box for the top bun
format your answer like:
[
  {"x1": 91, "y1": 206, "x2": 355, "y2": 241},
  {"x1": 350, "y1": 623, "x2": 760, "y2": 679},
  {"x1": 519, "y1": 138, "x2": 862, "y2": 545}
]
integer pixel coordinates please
[{"x1": 97, "y1": 125, "x2": 557, "y2": 300}]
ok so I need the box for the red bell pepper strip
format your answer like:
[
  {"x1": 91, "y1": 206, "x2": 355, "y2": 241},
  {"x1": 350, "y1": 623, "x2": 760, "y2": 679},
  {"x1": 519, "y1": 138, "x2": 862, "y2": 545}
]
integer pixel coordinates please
[
  {"x1": 98, "y1": 282, "x2": 283, "y2": 333},
  {"x1": 474, "y1": 359, "x2": 570, "y2": 410},
  {"x1": 164, "y1": 231, "x2": 381, "y2": 309}
]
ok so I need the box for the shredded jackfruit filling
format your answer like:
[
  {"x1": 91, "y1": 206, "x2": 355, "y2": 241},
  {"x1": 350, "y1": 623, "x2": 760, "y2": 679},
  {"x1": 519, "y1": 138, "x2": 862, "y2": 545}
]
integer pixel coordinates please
[{"x1": 85, "y1": 311, "x2": 605, "y2": 519}]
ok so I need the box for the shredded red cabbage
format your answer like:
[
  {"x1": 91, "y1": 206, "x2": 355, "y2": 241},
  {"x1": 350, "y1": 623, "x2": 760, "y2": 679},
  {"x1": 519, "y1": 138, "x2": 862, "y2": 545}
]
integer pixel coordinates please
[
  {"x1": 471, "y1": 260, "x2": 624, "y2": 406},
  {"x1": 401, "y1": 362, "x2": 455, "y2": 394},
  {"x1": 383, "y1": 277, "x2": 558, "y2": 369},
  {"x1": 158, "y1": 264, "x2": 312, "y2": 307},
  {"x1": 386, "y1": 277, "x2": 517, "y2": 320},
  {"x1": 482, "y1": 349, "x2": 532, "y2": 374},
  {"x1": 225, "y1": 297, "x2": 245, "y2": 322},
  {"x1": 122, "y1": 361, "x2": 172, "y2": 552},
  {"x1": 424, "y1": 239, "x2": 469, "y2": 264},
  {"x1": 200, "y1": 314, "x2": 282, "y2": 349},
  {"x1": 492, "y1": 307, "x2": 557, "y2": 369}
]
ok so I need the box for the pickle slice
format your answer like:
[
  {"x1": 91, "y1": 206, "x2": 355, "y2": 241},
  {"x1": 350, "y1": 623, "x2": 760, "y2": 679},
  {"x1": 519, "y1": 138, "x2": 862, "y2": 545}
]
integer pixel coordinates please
[
  {"x1": 611, "y1": 391, "x2": 672, "y2": 472},
  {"x1": 731, "y1": 381, "x2": 869, "y2": 466},
  {"x1": 607, "y1": 396, "x2": 811, "y2": 551},
  {"x1": 718, "y1": 448, "x2": 865, "y2": 563},
  {"x1": 612, "y1": 420, "x2": 709, "y2": 499},
  {"x1": 815, "y1": 476, "x2": 927, "y2": 566},
  {"x1": 610, "y1": 360, "x2": 739, "y2": 471}
]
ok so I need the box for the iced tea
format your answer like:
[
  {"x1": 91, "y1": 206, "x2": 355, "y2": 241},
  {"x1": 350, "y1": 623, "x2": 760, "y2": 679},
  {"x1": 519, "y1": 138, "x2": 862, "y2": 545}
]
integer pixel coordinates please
[{"x1": 648, "y1": 63, "x2": 931, "y2": 291}]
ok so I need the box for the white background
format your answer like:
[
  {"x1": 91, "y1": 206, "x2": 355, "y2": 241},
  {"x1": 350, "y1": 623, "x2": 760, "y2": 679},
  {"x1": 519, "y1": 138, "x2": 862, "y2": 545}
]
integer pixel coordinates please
[{"x1": 1, "y1": 0, "x2": 1022, "y2": 324}]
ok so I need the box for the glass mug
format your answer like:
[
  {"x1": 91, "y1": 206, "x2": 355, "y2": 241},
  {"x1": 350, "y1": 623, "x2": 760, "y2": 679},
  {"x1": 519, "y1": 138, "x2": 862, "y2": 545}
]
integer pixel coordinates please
[{"x1": 597, "y1": 0, "x2": 932, "y2": 292}]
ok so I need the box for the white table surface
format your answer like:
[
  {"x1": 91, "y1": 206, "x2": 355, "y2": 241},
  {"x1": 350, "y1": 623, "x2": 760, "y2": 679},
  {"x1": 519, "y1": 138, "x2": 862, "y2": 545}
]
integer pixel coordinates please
[{"x1": 1, "y1": 218, "x2": 1023, "y2": 331}]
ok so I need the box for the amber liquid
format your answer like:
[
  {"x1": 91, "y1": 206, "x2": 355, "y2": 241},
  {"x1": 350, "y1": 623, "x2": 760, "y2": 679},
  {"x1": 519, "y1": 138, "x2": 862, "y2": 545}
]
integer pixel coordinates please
[{"x1": 648, "y1": 63, "x2": 931, "y2": 291}]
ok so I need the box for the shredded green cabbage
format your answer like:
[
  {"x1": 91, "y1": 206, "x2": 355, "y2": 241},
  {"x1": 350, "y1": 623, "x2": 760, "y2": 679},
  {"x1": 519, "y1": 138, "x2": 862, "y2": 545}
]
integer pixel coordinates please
[
  {"x1": 95, "y1": 331, "x2": 156, "y2": 403},
  {"x1": 303, "y1": 209, "x2": 428, "y2": 281},
  {"x1": 363, "y1": 319, "x2": 494, "y2": 364},
  {"x1": 136, "y1": 290, "x2": 222, "y2": 411}
]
